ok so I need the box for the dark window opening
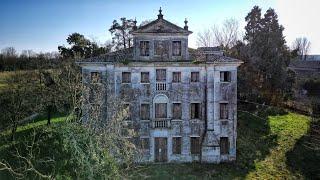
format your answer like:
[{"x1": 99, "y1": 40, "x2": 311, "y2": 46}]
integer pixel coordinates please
[
  {"x1": 191, "y1": 103, "x2": 201, "y2": 119},
  {"x1": 172, "y1": 103, "x2": 182, "y2": 119},
  {"x1": 220, "y1": 103, "x2": 228, "y2": 119},
  {"x1": 220, "y1": 71, "x2": 231, "y2": 82},
  {"x1": 190, "y1": 137, "x2": 200, "y2": 154},
  {"x1": 141, "y1": 72, "x2": 149, "y2": 83},
  {"x1": 172, "y1": 137, "x2": 182, "y2": 154},
  {"x1": 220, "y1": 137, "x2": 229, "y2": 155},
  {"x1": 140, "y1": 41, "x2": 149, "y2": 56},
  {"x1": 156, "y1": 69, "x2": 166, "y2": 82},
  {"x1": 155, "y1": 103, "x2": 167, "y2": 118},
  {"x1": 172, "y1": 41, "x2": 181, "y2": 56},
  {"x1": 122, "y1": 72, "x2": 131, "y2": 83},
  {"x1": 191, "y1": 72, "x2": 200, "y2": 82},
  {"x1": 140, "y1": 138, "x2": 150, "y2": 150},
  {"x1": 140, "y1": 104, "x2": 150, "y2": 120},
  {"x1": 172, "y1": 72, "x2": 181, "y2": 83}
]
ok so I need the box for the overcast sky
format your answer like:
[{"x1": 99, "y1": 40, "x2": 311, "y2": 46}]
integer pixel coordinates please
[{"x1": 0, "y1": 0, "x2": 319, "y2": 54}]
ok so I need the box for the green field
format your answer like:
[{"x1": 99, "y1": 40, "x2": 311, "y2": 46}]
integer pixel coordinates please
[{"x1": 0, "y1": 110, "x2": 319, "y2": 179}]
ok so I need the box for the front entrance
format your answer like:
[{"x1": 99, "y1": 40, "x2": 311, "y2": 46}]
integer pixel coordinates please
[{"x1": 154, "y1": 137, "x2": 168, "y2": 162}]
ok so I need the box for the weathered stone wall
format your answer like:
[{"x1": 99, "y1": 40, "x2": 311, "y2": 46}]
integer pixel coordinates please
[{"x1": 80, "y1": 62, "x2": 239, "y2": 163}]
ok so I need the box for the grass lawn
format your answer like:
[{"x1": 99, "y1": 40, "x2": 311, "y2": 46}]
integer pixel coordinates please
[
  {"x1": 0, "y1": 110, "x2": 318, "y2": 179},
  {"x1": 129, "y1": 111, "x2": 315, "y2": 179}
]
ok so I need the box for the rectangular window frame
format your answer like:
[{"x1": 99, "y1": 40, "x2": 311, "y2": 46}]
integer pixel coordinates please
[
  {"x1": 172, "y1": 41, "x2": 182, "y2": 56},
  {"x1": 220, "y1": 137, "x2": 229, "y2": 155},
  {"x1": 140, "y1": 103, "x2": 150, "y2": 120},
  {"x1": 90, "y1": 72, "x2": 102, "y2": 84},
  {"x1": 140, "y1": 41, "x2": 150, "y2": 56},
  {"x1": 190, "y1": 137, "x2": 200, "y2": 154},
  {"x1": 190, "y1": 72, "x2": 200, "y2": 83},
  {"x1": 220, "y1": 103, "x2": 229, "y2": 120},
  {"x1": 172, "y1": 137, "x2": 182, "y2": 154},
  {"x1": 220, "y1": 71, "x2": 231, "y2": 82},
  {"x1": 156, "y1": 69, "x2": 166, "y2": 82},
  {"x1": 172, "y1": 72, "x2": 181, "y2": 83},
  {"x1": 155, "y1": 103, "x2": 167, "y2": 118},
  {"x1": 121, "y1": 72, "x2": 131, "y2": 83},
  {"x1": 172, "y1": 103, "x2": 182, "y2": 119},
  {"x1": 140, "y1": 72, "x2": 150, "y2": 84},
  {"x1": 190, "y1": 103, "x2": 201, "y2": 119},
  {"x1": 140, "y1": 138, "x2": 150, "y2": 151}
]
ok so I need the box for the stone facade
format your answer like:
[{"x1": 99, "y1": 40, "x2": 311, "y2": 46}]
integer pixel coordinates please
[{"x1": 77, "y1": 9, "x2": 242, "y2": 163}]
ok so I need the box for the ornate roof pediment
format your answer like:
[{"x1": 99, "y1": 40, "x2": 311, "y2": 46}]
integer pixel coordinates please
[{"x1": 132, "y1": 18, "x2": 192, "y2": 35}]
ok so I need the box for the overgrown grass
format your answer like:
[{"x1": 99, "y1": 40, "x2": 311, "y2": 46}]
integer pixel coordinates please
[
  {"x1": 0, "y1": 110, "x2": 316, "y2": 179},
  {"x1": 129, "y1": 111, "x2": 313, "y2": 179}
]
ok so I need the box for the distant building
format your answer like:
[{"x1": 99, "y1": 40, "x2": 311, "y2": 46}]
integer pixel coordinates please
[{"x1": 77, "y1": 8, "x2": 242, "y2": 163}]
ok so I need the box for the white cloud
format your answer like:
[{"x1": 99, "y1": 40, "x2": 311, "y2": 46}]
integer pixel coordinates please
[{"x1": 275, "y1": 0, "x2": 320, "y2": 54}]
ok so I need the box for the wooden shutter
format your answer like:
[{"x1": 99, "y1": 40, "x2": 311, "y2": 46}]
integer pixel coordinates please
[
  {"x1": 172, "y1": 41, "x2": 181, "y2": 56},
  {"x1": 122, "y1": 72, "x2": 131, "y2": 83},
  {"x1": 191, "y1": 137, "x2": 200, "y2": 154},
  {"x1": 140, "y1": 104, "x2": 150, "y2": 120},
  {"x1": 220, "y1": 137, "x2": 229, "y2": 155},
  {"x1": 191, "y1": 103, "x2": 201, "y2": 119},
  {"x1": 155, "y1": 103, "x2": 167, "y2": 118},
  {"x1": 172, "y1": 103, "x2": 182, "y2": 119},
  {"x1": 140, "y1": 41, "x2": 149, "y2": 56},
  {"x1": 141, "y1": 72, "x2": 149, "y2": 83},
  {"x1": 172, "y1": 137, "x2": 182, "y2": 154},
  {"x1": 172, "y1": 72, "x2": 181, "y2": 83}
]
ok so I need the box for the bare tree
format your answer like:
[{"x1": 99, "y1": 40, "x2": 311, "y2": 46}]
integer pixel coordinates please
[
  {"x1": 1, "y1": 47, "x2": 17, "y2": 58},
  {"x1": 196, "y1": 18, "x2": 240, "y2": 49},
  {"x1": 292, "y1": 37, "x2": 311, "y2": 60}
]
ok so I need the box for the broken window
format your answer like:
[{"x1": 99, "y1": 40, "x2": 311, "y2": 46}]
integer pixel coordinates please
[
  {"x1": 172, "y1": 72, "x2": 181, "y2": 83},
  {"x1": 172, "y1": 103, "x2": 182, "y2": 119},
  {"x1": 140, "y1": 138, "x2": 150, "y2": 150},
  {"x1": 220, "y1": 103, "x2": 228, "y2": 119},
  {"x1": 156, "y1": 69, "x2": 166, "y2": 82},
  {"x1": 122, "y1": 72, "x2": 131, "y2": 83},
  {"x1": 190, "y1": 137, "x2": 200, "y2": 154},
  {"x1": 141, "y1": 72, "x2": 149, "y2": 83},
  {"x1": 172, "y1": 41, "x2": 181, "y2": 56},
  {"x1": 190, "y1": 103, "x2": 201, "y2": 119},
  {"x1": 220, "y1": 137, "x2": 229, "y2": 155},
  {"x1": 91, "y1": 72, "x2": 101, "y2": 83},
  {"x1": 191, "y1": 72, "x2": 200, "y2": 82},
  {"x1": 154, "y1": 41, "x2": 168, "y2": 56},
  {"x1": 172, "y1": 137, "x2": 182, "y2": 154},
  {"x1": 140, "y1": 41, "x2": 149, "y2": 56},
  {"x1": 140, "y1": 104, "x2": 150, "y2": 120},
  {"x1": 220, "y1": 71, "x2": 231, "y2": 82},
  {"x1": 155, "y1": 103, "x2": 167, "y2": 118}
]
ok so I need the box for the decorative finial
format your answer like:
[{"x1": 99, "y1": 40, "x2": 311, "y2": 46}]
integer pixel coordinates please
[
  {"x1": 133, "y1": 17, "x2": 137, "y2": 30},
  {"x1": 184, "y1": 18, "x2": 188, "y2": 30},
  {"x1": 158, "y1": 7, "x2": 163, "y2": 19}
]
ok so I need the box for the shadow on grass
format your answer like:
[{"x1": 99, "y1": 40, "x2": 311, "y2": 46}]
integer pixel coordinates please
[{"x1": 286, "y1": 118, "x2": 320, "y2": 179}]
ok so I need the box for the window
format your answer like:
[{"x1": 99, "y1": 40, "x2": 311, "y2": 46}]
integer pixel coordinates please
[
  {"x1": 156, "y1": 69, "x2": 166, "y2": 82},
  {"x1": 140, "y1": 138, "x2": 150, "y2": 150},
  {"x1": 190, "y1": 103, "x2": 201, "y2": 119},
  {"x1": 220, "y1": 103, "x2": 228, "y2": 119},
  {"x1": 172, "y1": 137, "x2": 182, "y2": 154},
  {"x1": 172, "y1": 103, "x2": 182, "y2": 119},
  {"x1": 140, "y1": 41, "x2": 149, "y2": 56},
  {"x1": 220, "y1": 71, "x2": 231, "y2": 82},
  {"x1": 141, "y1": 72, "x2": 149, "y2": 83},
  {"x1": 172, "y1": 72, "x2": 181, "y2": 83},
  {"x1": 191, "y1": 72, "x2": 200, "y2": 82},
  {"x1": 155, "y1": 103, "x2": 167, "y2": 118},
  {"x1": 124, "y1": 103, "x2": 131, "y2": 121},
  {"x1": 190, "y1": 137, "x2": 200, "y2": 154},
  {"x1": 154, "y1": 41, "x2": 168, "y2": 56},
  {"x1": 220, "y1": 137, "x2": 229, "y2": 155},
  {"x1": 122, "y1": 72, "x2": 131, "y2": 83},
  {"x1": 91, "y1": 72, "x2": 101, "y2": 83},
  {"x1": 172, "y1": 41, "x2": 181, "y2": 56},
  {"x1": 140, "y1": 104, "x2": 150, "y2": 120}
]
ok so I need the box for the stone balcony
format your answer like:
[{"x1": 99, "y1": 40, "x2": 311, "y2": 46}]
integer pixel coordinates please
[
  {"x1": 156, "y1": 82, "x2": 167, "y2": 91},
  {"x1": 151, "y1": 118, "x2": 171, "y2": 128}
]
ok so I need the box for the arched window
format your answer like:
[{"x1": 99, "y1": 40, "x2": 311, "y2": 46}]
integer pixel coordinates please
[{"x1": 153, "y1": 94, "x2": 169, "y2": 118}]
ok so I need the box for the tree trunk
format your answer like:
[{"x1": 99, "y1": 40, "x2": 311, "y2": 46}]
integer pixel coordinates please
[{"x1": 47, "y1": 105, "x2": 52, "y2": 125}]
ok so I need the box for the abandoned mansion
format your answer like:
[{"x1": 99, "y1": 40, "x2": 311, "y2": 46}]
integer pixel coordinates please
[{"x1": 77, "y1": 9, "x2": 242, "y2": 163}]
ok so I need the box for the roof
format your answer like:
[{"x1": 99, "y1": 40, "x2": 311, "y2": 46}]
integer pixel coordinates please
[
  {"x1": 289, "y1": 60, "x2": 320, "y2": 69},
  {"x1": 77, "y1": 47, "x2": 242, "y2": 64}
]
